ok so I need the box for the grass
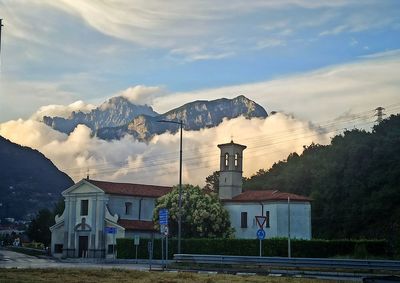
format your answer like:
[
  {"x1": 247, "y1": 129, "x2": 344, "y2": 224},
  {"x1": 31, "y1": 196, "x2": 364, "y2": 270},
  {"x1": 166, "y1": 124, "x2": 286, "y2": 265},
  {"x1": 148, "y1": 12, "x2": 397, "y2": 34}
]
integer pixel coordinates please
[{"x1": 0, "y1": 268, "x2": 339, "y2": 283}]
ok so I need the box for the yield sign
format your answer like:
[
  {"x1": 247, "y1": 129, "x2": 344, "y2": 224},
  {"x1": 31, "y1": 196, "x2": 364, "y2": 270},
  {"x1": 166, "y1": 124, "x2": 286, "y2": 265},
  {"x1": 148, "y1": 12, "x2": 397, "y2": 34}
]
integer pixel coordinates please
[{"x1": 255, "y1": 216, "x2": 267, "y2": 228}]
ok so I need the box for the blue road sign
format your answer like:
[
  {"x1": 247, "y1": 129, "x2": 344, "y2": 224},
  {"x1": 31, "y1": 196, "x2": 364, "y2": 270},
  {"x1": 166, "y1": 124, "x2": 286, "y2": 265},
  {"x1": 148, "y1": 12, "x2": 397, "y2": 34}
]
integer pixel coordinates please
[
  {"x1": 159, "y1": 208, "x2": 169, "y2": 225},
  {"x1": 105, "y1": 227, "x2": 117, "y2": 234},
  {"x1": 257, "y1": 229, "x2": 266, "y2": 240}
]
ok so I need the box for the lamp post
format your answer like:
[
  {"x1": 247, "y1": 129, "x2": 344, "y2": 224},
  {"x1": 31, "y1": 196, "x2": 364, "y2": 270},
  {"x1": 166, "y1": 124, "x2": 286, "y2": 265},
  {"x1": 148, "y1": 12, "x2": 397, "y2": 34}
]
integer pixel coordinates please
[{"x1": 157, "y1": 119, "x2": 183, "y2": 254}]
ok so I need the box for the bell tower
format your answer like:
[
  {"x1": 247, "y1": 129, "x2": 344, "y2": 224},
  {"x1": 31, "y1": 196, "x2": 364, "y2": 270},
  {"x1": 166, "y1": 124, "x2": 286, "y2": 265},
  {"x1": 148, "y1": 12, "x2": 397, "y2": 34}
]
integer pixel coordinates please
[{"x1": 218, "y1": 140, "x2": 246, "y2": 199}]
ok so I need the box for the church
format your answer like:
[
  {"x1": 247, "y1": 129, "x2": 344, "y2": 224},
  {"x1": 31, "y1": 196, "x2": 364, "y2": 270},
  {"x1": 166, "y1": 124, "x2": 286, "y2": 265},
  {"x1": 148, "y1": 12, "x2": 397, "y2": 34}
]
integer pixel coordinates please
[
  {"x1": 50, "y1": 141, "x2": 311, "y2": 258},
  {"x1": 217, "y1": 141, "x2": 311, "y2": 239}
]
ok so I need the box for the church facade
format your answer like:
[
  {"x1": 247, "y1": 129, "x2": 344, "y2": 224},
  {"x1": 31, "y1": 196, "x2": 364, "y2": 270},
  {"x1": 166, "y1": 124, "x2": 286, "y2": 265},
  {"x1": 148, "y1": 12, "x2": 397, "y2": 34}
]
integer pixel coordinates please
[{"x1": 50, "y1": 179, "x2": 170, "y2": 258}]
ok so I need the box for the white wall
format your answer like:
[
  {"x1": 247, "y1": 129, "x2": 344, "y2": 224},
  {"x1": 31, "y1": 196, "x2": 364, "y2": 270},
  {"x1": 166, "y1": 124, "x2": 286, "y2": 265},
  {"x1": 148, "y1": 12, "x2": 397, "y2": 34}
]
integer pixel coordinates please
[
  {"x1": 224, "y1": 201, "x2": 311, "y2": 240},
  {"x1": 107, "y1": 196, "x2": 155, "y2": 221}
]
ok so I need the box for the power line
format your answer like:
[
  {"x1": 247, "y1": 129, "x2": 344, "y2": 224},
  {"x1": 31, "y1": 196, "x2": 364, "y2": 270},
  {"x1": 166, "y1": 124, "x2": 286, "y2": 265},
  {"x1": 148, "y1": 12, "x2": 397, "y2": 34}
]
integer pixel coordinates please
[
  {"x1": 67, "y1": 118, "x2": 378, "y2": 180},
  {"x1": 62, "y1": 106, "x2": 381, "y2": 173}
]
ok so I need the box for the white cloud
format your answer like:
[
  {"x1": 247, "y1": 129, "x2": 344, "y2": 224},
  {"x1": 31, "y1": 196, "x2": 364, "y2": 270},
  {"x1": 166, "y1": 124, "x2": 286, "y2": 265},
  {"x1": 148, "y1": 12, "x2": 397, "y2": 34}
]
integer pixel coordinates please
[
  {"x1": 117, "y1": 85, "x2": 165, "y2": 105},
  {"x1": 3, "y1": 0, "x2": 394, "y2": 62},
  {"x1": 0, "y1": 114, "x2": 330, "y2": 186},
  {"x1": 255, "y1": 38, "x2": 286, "y2": 50},
  {"x1": 31, "y1": 101, "x2": 96, "y2": 120}
]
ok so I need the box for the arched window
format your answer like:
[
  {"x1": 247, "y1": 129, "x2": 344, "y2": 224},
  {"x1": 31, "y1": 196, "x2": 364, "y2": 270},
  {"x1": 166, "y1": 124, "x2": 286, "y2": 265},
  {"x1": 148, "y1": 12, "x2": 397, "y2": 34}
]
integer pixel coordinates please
[
  {"x1": 234, "y1": 153, "x2": 239, "y2": 167},
  {"x1": 225, "y1": 153, "x2": 229, "y2": 169}
]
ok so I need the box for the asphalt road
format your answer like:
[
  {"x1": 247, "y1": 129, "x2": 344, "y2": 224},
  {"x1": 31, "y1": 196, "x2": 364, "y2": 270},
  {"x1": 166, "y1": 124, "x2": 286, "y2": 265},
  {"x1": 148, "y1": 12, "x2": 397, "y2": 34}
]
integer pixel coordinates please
[{"x1": 0, "y1": 248, "x2": 159, "y2": 270}]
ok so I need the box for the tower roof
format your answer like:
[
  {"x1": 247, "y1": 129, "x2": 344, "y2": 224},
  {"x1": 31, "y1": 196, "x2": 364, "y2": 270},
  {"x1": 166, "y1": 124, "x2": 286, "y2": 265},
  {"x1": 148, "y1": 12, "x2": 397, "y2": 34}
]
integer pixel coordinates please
[{"x1": 217, "y1": 140, "x2": 247, "y2": 150}]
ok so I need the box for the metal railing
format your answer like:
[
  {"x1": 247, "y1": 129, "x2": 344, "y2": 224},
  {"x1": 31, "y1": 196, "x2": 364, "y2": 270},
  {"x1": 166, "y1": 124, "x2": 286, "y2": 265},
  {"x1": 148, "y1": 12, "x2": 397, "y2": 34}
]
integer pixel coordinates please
[{"x1": 174, "y1": 254, "x2": 400, "y2": 271}]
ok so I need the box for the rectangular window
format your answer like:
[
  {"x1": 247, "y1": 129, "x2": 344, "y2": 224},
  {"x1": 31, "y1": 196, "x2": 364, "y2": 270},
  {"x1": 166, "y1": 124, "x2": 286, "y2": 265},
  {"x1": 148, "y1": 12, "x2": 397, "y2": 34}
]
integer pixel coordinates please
[
  {"x1": 81, "y1": 200, "x2": 88, "y2": 216},
  {"x1": 125, "y1": 202, "x2": 132, "y2": 215},
  {"x1": 265, "y1": 211, "x2": 270, "y2": 228},
  {"x1": 241, "y1": 212, "x2": 248, "y2": 228},
  {"x1": 54, "y1": 244, "x2": 63, "y2": 254}
]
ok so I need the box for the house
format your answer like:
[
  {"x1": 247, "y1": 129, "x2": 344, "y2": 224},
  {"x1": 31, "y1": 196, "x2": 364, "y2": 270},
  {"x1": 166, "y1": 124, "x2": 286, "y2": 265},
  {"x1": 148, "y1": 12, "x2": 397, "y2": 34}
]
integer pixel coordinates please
[
  {"x1": 218, "y1": 141, "x2": 312, "y2": 239},
  {"x1": 50, "y1": 179, "x2": 171, "y2": 258}
]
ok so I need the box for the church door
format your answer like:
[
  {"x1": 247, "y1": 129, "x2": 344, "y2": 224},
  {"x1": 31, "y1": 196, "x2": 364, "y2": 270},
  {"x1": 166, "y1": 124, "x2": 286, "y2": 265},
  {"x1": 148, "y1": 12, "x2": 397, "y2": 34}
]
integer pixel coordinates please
[{"x1": 78, "y1": 236, "x2": 88, "y2": 257}]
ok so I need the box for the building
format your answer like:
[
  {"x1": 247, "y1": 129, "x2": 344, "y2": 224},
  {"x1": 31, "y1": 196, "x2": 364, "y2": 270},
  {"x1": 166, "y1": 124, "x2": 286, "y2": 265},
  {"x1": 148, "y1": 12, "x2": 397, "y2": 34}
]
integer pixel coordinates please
[
  {"x1": 50, "y1": 179, "x2": 171, "y2": 258},
  {"x1": 50, "y1": 140, "x2": 311, "y2": 258},
  {"x1": 218, "y1": 140, "x2": 312, "y2": 239}
]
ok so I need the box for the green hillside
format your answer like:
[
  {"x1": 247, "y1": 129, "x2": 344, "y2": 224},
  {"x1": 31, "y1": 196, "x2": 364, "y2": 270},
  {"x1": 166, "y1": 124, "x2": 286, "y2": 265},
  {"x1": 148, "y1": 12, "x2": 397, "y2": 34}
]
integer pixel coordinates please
[
  {"x1": 244, "y1": 114, "x2": 400, "y2": 243},
  {"x1": 0, "y1": 136, "x2": 73, "y2": 220}
]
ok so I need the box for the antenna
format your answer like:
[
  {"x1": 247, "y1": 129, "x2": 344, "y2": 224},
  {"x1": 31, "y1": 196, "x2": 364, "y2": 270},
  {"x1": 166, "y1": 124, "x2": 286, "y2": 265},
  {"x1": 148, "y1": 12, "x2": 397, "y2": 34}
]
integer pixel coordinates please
[{"x1": 86, "y1": 168, "x2": 90, "y2": 180}]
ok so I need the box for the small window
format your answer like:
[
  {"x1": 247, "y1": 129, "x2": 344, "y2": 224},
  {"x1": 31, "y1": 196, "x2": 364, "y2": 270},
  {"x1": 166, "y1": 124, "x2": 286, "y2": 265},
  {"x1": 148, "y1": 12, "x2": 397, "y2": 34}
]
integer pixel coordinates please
[
  {"x1": 125, "y1": 202, "x2": 132, "y2": 215},
  {"x1": 54, "y1": 244, "x2": 63, "y2": 254},
  {"x1": 108, "y1": 244, "x2": 116, "y2": 254},
  {"x1": 265, "y1": 211, "x2": 270, "y2": 228},
  {"x1": 241, "y1": 212, "x2": 248, "y2": 228},
  {"x1": 234, "y1": 153, "x2": 239, "y2": 167},
  {"x1": 81, "y1": 200, "x2": 88, "y2": 216},
  {"x1": 225, "y1": 153, "x2": 229, "y2": 169}
]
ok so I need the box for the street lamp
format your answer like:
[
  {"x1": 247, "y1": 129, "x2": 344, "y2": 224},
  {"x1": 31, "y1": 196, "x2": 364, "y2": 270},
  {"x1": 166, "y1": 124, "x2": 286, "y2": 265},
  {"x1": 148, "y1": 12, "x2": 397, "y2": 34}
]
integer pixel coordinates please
[{"x1": 157, "y1": 119, "x2": 183, "y2": 254}]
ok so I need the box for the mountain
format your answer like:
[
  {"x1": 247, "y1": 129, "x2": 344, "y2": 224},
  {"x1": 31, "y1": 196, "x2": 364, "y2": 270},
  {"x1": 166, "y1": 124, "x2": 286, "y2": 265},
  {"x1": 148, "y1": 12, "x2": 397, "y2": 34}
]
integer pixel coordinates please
[
  {"x1": 43, "y1": 96, "x2": 158, "y2": 134},
  {"x1": 96, "y1": 95, "x2": 268, "y2": 140},
  {"x1": 0, "y1": 136, "x2": 74, "y2": 220},
  {"x1": 244, "y1": 114, "x2": 400, "y2": 241}
]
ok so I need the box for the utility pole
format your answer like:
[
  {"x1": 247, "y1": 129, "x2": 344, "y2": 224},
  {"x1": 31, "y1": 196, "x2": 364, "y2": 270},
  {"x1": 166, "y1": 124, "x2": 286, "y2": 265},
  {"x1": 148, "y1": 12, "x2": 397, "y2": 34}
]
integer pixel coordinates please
[
  {"x1": 0, "y1": 19, "x2": 3, "y2": 68},
  {"x1": 157, "y1": 119, "x2": 184, "y2": 254},
  {"x1": 375, "y1": 107, "x2": 386, "y2": 124},
  {"x1": 288, "y1": 196, "x2": 291, "y2": 258}
]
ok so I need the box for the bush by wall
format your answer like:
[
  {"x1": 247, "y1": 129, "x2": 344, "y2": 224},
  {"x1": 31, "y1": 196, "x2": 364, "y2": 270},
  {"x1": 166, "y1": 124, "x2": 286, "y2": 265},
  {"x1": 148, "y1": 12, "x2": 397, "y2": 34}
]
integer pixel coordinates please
[{"x1": 116, "y1": 238, "x2": 388, "y2": 259}]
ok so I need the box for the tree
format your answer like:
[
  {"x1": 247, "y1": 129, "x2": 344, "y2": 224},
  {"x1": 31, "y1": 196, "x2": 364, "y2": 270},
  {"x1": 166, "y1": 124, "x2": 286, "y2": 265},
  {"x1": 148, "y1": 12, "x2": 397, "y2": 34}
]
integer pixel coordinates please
[
  {"x1": 26, "y1": 209, "x2": 54, "y2": 246},
  {"x1": 243, "y1": 114, "x2": 400, "y2": 241},
  {"x1": 154, "y1": 184, "x2": 233, "y2": 238},
  {"x1": 203, "y1": 171, "x2": 220, "y2": 193}
]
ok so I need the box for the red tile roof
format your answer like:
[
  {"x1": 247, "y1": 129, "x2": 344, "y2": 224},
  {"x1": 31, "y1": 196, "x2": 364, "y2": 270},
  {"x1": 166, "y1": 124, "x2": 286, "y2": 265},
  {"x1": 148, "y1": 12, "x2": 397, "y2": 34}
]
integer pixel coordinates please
[
  {"x1": 223, "y1": 190, "x2": 311, "y2": 202},
  {"x1": 118, "y1": 219, "x2": 155, "y2": 231},
  {"x1": 87, "y1": 179, "x2": 171, "y2": 198}
]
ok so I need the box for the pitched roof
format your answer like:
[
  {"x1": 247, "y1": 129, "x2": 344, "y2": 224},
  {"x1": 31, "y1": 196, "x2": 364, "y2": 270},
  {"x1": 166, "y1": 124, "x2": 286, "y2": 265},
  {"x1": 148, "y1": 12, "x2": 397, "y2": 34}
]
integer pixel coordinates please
[
  {"x1": 117, "y1": 219, "x2": 155, "y2": 231},
  {"x1": 86, "y1": 179, "x2": 171, "y2": 198},
  {"x1": 223, "y1": 190, "x2": 311, "y2": 203}
]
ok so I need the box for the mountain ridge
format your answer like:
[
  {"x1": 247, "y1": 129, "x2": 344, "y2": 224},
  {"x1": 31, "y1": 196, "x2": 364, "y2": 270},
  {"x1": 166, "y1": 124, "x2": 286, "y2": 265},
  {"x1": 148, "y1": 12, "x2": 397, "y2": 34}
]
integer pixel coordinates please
[
  {"x1": 43, "y1": 96, "x2": 158, "y2": 134},
  {"x1": 96, "y1": 95, "x2": 268, "y2": 140}
]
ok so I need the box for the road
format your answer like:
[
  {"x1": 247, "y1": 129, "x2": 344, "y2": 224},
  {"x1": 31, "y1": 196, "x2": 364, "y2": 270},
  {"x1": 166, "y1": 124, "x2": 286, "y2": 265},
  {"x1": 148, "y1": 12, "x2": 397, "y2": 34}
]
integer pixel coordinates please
[{"x1": 0, "y1": 248, "x2": 159, "y2": 270}]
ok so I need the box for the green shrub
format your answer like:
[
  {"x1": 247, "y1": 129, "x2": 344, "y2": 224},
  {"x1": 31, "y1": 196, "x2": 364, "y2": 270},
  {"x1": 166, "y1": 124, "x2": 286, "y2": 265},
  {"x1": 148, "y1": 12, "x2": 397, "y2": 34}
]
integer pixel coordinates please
[{"x1": 116, "y1": 237, "x2": 388, "y2": 259}]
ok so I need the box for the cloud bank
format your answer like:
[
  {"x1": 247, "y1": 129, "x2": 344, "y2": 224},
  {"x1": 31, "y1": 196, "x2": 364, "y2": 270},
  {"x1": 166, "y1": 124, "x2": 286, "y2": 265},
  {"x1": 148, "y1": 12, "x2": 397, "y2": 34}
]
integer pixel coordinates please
[{"x1": 0, "y1": 114, "x2": 330, "y2": 186}]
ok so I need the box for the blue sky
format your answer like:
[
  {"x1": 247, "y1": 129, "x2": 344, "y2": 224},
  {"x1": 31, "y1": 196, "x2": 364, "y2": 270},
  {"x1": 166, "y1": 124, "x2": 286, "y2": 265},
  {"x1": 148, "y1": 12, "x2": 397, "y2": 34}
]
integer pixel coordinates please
[
  {"x1": 0, "y1": 1, "x2": 400, "y2": 184},
  {"x1": 0, "y1": 0, "x2": 400, "y2": 122}
]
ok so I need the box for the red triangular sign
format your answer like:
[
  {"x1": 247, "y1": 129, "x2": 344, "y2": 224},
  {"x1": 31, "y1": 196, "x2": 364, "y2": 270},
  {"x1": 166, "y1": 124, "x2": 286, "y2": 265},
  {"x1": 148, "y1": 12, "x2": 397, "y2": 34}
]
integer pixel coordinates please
[{"x1": 255, "y1": 216, "x2": 267, "y2": 228}]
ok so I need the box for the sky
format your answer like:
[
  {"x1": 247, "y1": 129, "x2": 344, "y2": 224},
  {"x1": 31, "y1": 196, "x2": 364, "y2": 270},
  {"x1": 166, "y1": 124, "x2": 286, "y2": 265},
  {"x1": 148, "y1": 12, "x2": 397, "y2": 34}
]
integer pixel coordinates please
[{"x1": 0, "y1": 0, "x2": 399, "y2": 186}]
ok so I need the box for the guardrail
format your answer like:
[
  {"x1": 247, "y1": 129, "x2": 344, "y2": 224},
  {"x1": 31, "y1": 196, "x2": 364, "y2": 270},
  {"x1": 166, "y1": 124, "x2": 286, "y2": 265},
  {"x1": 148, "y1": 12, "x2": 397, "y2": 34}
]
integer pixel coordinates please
[{"x1": 174, "y1": 254, "x2": 400, "y2": 272}]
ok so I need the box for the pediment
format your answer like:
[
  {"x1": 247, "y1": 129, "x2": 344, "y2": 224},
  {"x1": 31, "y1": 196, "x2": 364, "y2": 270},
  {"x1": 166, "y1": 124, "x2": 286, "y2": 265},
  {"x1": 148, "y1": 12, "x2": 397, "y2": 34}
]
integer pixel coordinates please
[{"x1": 62, "y1": 179, "x2": 104, "y2": 196}]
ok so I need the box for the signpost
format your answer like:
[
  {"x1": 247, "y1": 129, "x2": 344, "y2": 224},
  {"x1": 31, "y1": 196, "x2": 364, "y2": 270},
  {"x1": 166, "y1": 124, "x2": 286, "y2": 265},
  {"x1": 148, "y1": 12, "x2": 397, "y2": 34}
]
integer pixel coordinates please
[
  {"x1": 159, "y1": 209, "x2": 169, "y2": 269},
  {"x1": 255, "y1": 215, "x2": 268, "y2": 257},
  {"x1": 134, "y1": 235, "x2": 140, "y2": 263},
  {"x1": 105, "y1": 227, "x2": 117, "y2": 259}
]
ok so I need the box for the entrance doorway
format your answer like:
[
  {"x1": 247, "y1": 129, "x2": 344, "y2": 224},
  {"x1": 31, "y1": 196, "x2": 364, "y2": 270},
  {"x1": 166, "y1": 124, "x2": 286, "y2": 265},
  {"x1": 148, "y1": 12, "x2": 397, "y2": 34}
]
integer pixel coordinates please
[{"x1": 78, "y1": 236, "x2": 88, "y2": 257}]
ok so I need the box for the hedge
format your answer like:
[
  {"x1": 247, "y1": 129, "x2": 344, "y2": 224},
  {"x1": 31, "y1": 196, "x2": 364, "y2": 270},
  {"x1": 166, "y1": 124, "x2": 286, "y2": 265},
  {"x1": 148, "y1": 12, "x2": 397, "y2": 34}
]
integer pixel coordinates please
[{"x1": 116, "y1": 238, "x2": 388, "y2": 259}]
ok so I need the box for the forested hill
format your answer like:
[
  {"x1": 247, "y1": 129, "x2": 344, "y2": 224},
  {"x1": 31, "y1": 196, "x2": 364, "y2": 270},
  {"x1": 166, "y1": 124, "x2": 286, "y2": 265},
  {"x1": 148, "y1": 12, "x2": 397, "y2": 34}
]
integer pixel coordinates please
[
  {"x1": 0, "y1": 136, "x2": 74, "y2": 220},
  {"x1": 244, "y1": 114, "x2": 400, "y2": 240}
]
